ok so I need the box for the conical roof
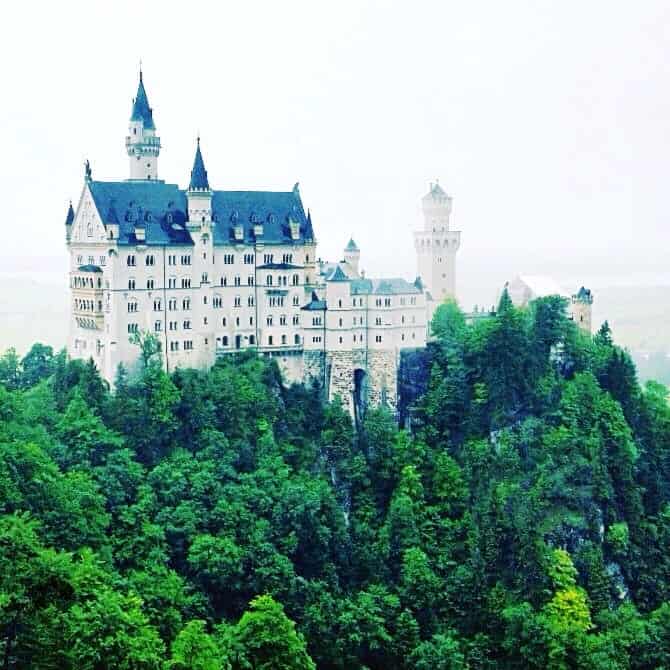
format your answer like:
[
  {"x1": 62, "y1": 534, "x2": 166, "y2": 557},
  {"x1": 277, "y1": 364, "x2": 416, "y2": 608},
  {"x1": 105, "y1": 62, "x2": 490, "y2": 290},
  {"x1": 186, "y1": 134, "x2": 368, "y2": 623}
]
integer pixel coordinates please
[
  {"x1": 345, "y1": 237, "x2": 359, "y2": 252},
  {"x1": 188, "y1": 138, "x2": 210, "y2": 191},
  {"x1": 65, "y1": 201, "x2": 75, "y2": 226},
  {"x1": 130, "y1": 71, "x2": 156, "y2": 130}
]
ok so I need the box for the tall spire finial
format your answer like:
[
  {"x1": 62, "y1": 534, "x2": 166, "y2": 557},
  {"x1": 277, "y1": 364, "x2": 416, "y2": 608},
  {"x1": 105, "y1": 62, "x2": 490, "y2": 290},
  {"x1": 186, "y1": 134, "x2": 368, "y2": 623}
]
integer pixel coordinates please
[{"x1": 139, "y1": 58, "x2": 143, "y2": 82}]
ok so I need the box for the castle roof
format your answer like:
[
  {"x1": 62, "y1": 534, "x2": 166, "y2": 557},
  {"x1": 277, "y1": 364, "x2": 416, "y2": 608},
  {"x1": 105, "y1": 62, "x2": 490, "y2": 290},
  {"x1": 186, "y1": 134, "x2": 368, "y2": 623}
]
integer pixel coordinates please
[
  {"x1": 350, "y1": 277, "x2": 422, "y2": 296},
  {"x1": 345, "y1": 238, "x2": 359, "y2": 252},
  {"x1": 87, "y1": 180, "x2": 311, "y2": 246},
  {"x1": 130, "y1": 71, "x2": 155, "y2": 130},
  {"x1": 328, "y1": 265, "x2": 349, "y2": 282},
  {"x1": 423, "y1": 181, "x2": 447, "y2": 199},
  {"x1": 574, "y1": 286, "x2": 593, "y2": 303},
  {"x1": 301, "y1": 290, "x2": 327, "y2": 311},
  {"x1": 65, "y1": 201, "x2": 75, "y2": 226},
  {"x1": 188, "y1": 138, "x2": 210, "y2": 191},
  {"x1": 77, "y1": 264, "x2": 102, "y2": 273}
]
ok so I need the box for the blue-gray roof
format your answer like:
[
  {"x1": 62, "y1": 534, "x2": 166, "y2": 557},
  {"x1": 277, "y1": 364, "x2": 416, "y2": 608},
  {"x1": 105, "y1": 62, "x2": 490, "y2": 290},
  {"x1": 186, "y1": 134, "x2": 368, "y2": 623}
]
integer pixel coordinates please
[
  {"x1": 328, "y1": 266, "x2": 349, "y2": 282},
  {"x1": 189, "y1": 139, "x2": 209, "y2": 190},
  {"x1": 65, "y1": 202, "x2": 75, "y2": 226},
  {"x1": 88, "y1": 180, "x2": 311, "y2": 247},
  {"x1": 130, "y1": 72, "x2": 155, "y2": 130},
  {"x1": 350, "y1": 277, "x2": 422, "y2": 295},
  {"x1": 301, "y1": 291, "x2": 327, "y2": 311},
  {"x1": 345, "y1": 238, "x2": 359, "y2": 252},
  {"x1": 78, "y1": 264, "x2": 102, "y2": 273}
]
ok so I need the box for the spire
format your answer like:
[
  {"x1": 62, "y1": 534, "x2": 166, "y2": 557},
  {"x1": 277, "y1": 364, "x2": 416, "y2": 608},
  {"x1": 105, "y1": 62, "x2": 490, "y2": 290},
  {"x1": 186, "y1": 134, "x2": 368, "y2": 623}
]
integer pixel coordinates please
[
  {"x1": 130, "y1": 70, "x2": 155, "y2": 130},
  {"x1": 65, "y1": 201, "x2": 75, "y2": 226},
  {"x1": 188, "y1": 137, "x2": 210, "y2": 191},
  {"x1": 304, "y1": 209, "x2": 314, "y2": 240},
  {"x1": 345, "y1": 237, "x2": 359, "y2": 252}
]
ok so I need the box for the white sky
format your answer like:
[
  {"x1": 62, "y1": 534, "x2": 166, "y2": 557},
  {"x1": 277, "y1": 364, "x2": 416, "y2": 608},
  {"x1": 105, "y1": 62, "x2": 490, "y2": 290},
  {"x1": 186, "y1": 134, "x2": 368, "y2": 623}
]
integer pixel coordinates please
[{"x1": 0, "y1": 0, "x2": 668, "y2": 300}]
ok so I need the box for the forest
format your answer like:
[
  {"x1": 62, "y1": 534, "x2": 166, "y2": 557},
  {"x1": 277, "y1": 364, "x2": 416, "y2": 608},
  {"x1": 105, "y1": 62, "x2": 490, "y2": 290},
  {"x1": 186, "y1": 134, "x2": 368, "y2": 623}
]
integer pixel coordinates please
[{"x1": 1, "y1": 291, "x2": 670, "y2": 669}]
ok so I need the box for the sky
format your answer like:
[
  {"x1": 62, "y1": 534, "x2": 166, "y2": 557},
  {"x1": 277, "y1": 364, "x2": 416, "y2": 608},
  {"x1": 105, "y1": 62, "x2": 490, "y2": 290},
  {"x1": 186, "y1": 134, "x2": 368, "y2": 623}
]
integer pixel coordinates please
[{"x1": 0, "y1": 0, "x2": 668, "y2": 306}]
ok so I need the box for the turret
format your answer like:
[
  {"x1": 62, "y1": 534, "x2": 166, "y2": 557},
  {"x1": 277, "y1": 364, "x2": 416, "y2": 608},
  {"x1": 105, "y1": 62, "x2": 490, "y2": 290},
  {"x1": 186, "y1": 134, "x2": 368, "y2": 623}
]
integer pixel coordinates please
[
  {"x1": 414, "y1": 180, "x2": 461, "y2": 301},
  {"x1": 126, "y1": 70, "x2": 161, "y2": 181},
  {"x1": 571, "y1": 286, "x2": 593, "y2": 334},
  {"x1": 343, "y1": 238, "x2": 360, "y2": 275},
  {"x1": 186, "y1": 137, "x2": 212, "y2": 232},
  {"x1": 64, "y1": 200, "x2": 75, "y2": 244}
]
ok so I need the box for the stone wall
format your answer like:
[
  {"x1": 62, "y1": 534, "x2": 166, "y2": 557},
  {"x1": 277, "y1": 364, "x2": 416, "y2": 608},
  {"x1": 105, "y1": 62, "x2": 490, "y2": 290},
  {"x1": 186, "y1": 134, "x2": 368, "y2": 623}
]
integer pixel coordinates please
[{"x1": 366, "y1": 349, "x2": 399, "y2": 412}]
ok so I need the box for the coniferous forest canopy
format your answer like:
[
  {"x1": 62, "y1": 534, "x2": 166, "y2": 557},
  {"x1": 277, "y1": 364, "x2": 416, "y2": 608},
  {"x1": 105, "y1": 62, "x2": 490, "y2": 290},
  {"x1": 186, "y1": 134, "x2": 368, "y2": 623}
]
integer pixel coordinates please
[{"x1": 1, "y1": 294, "x2": 670, "y2": 669}]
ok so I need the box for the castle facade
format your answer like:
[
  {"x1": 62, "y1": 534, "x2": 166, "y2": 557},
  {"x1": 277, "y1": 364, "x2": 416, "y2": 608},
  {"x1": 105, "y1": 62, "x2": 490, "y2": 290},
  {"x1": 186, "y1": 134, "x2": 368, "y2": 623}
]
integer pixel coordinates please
[{"x1": 65, "y1": 73, "x2": 459, "y2": 414}]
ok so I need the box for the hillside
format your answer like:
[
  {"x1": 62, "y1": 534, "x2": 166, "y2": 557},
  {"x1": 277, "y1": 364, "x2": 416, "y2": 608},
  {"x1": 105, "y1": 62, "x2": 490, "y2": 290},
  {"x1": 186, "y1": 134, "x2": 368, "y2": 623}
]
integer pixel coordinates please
[{"x1": 1, "y1": 296, "x2": 669, "y2": 668}]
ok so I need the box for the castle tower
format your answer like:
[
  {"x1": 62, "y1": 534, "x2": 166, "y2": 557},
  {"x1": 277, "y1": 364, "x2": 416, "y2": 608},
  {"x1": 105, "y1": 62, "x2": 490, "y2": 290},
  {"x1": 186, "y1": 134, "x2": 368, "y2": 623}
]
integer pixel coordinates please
[
  {"x1": 126, "y1": 70, "x2": 161, "y2": 180},
  {"x1": 343, "y1": 238, "x2": 360, "y2": 275},
  {"x1": 414, "y1": 182, "x2": 461, "y2": 301},
  {"x1": 571, "y1": 286, "x2": 593, "y2": 334},
  {"x1": 186, "y1": 137, "x2": 213, "y2": 230}
]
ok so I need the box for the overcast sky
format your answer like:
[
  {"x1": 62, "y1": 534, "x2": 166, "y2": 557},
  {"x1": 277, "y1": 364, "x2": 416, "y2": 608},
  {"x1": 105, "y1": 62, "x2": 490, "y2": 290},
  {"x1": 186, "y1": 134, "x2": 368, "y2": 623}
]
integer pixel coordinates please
[{"x1": 1, "y1": 0, "x2": 668, "y2": 302}]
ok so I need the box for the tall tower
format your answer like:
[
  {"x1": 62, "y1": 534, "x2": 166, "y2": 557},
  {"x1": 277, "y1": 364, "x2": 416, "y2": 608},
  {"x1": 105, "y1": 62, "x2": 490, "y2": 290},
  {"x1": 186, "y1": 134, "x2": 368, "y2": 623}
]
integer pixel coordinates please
[
  {"x1": 343, "y1": 238, "x2": 360, "y2": 275},
  {"x1": 126, "y1": 70, "x2": 161, "y2": 180},
  {"x1": 571, "y1": 286, "x2": 593, "y2": 334},
  {"x1": 186, "y1": 137, "x2": 212, "y2": 230},
  {"x1": 414, "y1": 181, "x2": 461, "y2": 301}
]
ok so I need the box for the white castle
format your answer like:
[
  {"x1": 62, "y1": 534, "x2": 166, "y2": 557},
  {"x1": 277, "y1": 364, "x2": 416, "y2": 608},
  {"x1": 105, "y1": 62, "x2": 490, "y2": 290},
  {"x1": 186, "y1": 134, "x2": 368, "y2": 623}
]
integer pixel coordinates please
[{"x1": 66, "y1": 72, "x2": 589, "y2": 414}]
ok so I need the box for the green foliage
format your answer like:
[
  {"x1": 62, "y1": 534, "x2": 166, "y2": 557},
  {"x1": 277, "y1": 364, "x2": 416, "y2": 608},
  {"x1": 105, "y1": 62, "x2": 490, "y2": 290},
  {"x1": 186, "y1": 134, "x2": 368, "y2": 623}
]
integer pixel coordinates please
[{"x1": 0, "y1": 313, "x2": 669, "y2": 668}]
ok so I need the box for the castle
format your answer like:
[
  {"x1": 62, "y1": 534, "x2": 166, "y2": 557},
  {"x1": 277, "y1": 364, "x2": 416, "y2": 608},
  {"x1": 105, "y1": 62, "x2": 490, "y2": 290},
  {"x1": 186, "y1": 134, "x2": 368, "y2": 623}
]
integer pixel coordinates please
[
  {"x1": 65, "y1": 72, "x2": 462, "y2": 414},
  {"x1": 65, "y1": 72, "x2": 591, "y2": 415}
]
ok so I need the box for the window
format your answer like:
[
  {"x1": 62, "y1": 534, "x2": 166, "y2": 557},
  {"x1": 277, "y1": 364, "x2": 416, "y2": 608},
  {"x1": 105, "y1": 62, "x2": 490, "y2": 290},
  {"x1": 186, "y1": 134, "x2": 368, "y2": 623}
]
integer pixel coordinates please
[
  {"x1": 154, "y1": 321, "x2": 162, "y2": 332},
  {"x1": 266, "y1": 275, "x2": 273, "y2": 286},
  {"x1": 202, "y1": 272, "x2": 208, "y2": 283},
  {"x1": 281, "y1": 334, "x2": 287, "y2": 345},
  {"x1": 170, "y1": 341, "x2": 179, "y2": 352},
  {"x1": 147, "y1": 278, "x2": 155, "y2": 290},
  {"x1": 222, "y1": 336, "x2": 229, "y2": 346},
  {"x1": 401, "y1": 315, "x2": 405, "y2": 324},
  {"x1": 312, "y1": 336, "x2": 322, "y2": 343},
  {"x1": 76, "y1": 255, "x2": 83, "y2": 264},
  {"x1": 400, "y1": 298, "x2": 406, "y2": 306},
  {"x1": 203, "y1": 316, "x2": 208, "y2": 325},
  {"x1": 375, "y1": 298, "x2": 382, "y2": 307},
  {"x1": 375, "y1": 335, "x2": 382, "y2": 343},
  {"x1": 181, "y1": 278, "x2": 191, "y2": 289},
  {"x1": 267, "y1": 316, "x2": 273, "y2": 326},
  {"x1": 247, "y1": 296, "x2": 254, "y2": 307},
  {"x1": 250, "y1": 316, "x2": 254, "y2": 326},
  {"x1": 280, "y1": 315, "x2": 287, "y2": 326},
  {"x1": 88, "y1": 255, "x2": 95, "y2": 265},
  {"x1": 263, "y1": 253, "x2": 273, "y2": 264},
  {"x1": 146, "y1": 255, "x2": 155, "y2": 266},
  {"x1": 169, "y1": 321, "x2": 178, "y2": 331},
  {"x1": 268, "y1": 336, "x2": 274, "y2": 345},
  {"x1": 168, "y1": 277, "x2": 177, "y2": 289},
  {"x1": 168, "y1": 298, "x2": 177, "y2": 310},
  {"x1": 182, "y1": 298, "x2": 191, "y2": 310},
  {"x1": 99, "y1": 256, "x2": 106, "y2": 266},
  {"x1": 128, "y1": 279, "x2": 136, "y2": 290},
  {"x1": 184, "y1": 340, "x2": 194, "y2": 351},
  {"x1": 244, "y1": 254, "x2": 254, "y2": 264},
  {"x1": 338, "y1": 318, "x2": 343, "y2": 327},
  {"x1": 410, "y1": 297, "x2": 417, "y2": 305},
  {"x1": 234, "y1": 276, "x2": 241, "y2": 287},
  {"x1": 181, "y1": 255, "x2": 191, "y2": 265},
  {"x1": 224, "y1": 254, "x2": 235, "y2": 264},
  {"x1": 249, "y1": 335, "x2": 256, "y2": 345},
  {"x1": 353, "y1": 334, "x2": 357, "y2": 342},
  {"x1": 168, "y1": 254, "x2": 176, "y2": 266},
  {"x1": 293, "y1": 295, "x2": 300, "y2": 306},
  {"x1": 384, "y1": 298, "x2": 391, "y2": 307},
  {"x1": 375, "y1": 317, "x2": 382, "y2": 326},
  {"x1": 338, "y1": 299, "x2": 342, "y2": 308},
  {"x1": 234, "y1": 296, "x2": 241, "y2": 307},
  {"x1": 213, "y1": 296, "x2": 222, "y2": 308},
  {"x1": 312, "y1": 316, "x2": 322, "y2": 326},
  {"x1": 127, "y1": 323, "x2": 139, "y2": 333},
  {"x1": 292, "y1": 315, "x2": 299, "y2": 325},
  {"x1": 203, "y1": 296, "x2": 208, "y2": 305},
  {"x1": 294, "y1": 334, "x2": 301, "y2": 344},
  {"x1": 220, "y1": 276, "x2": 227, "y2": 286},
  {"x1": 247, "y1": 276, "x2": 254, "y2": 286},
  {"x1": 127, "y1": 301, "x2": 138, "y2": 313},
  {"x1": 127, "y1": 255, "x2": 136, "y2": 267},
  {"x1": 153, "y1": 299, "x2": 162, "y2": 311},
  {"x1": 235, "y1": 317, "x2": 240, "y2": 327},
  {"x1": 183, "y1": 320, "x2": 191, "y2": 330},
  {"x1": 222, "y1": 317, "x2": 227, "y2": 326}
]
